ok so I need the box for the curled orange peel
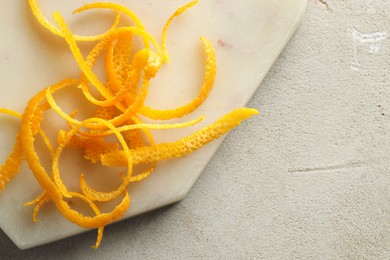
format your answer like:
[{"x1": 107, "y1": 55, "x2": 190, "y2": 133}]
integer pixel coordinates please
[
  {"x1": 28, "y1": 0, "x2": 121, "y2": 42},
  {"x1": 101, "y1": 108, "x2": 259, "y2": 167},
  {"x1": 67, "y1": 191, "x2": 105, "y2": 249},
  {"x1": 0, "y1": 109, "x2": 22, "y2": 190},
  {"x1": 0, "y1": 108, "x2": 22, "y2": 118},
  {"x1": 24, "y1": 191, "x2": 48, "y2": 207},
  {"x1": 139, "y1": 36, "x2": 216, "y2": 120},
  {"x1": 72, "y1": 2, "x2": 149, "y2": 48},
  {"x1": 112, "y1": 32, "x2": 133, "y2": 88},
  {"x1": 32, "y1": 193, "x2": 50, "y2": 223},
  {"x1": 161, "y1": 0, "x2": 199, "y2": 62},
  {"x1": 0, "y1": 135, "x2": 23, "y2": 190},
  {"x1": 73, "y1": 116, "x2": 205, "y2": 138}
]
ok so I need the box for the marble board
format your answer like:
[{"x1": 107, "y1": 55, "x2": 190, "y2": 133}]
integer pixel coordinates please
[{"x1": 0, "y1": 0, "x2": 307, "y2": 249}]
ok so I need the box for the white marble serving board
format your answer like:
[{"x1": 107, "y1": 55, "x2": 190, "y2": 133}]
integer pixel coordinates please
[{"x1": 0, "y1": 0, "x2": 306, "y2": 249}]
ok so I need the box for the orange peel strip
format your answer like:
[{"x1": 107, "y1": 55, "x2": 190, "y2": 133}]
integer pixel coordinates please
[
  {"x1": 32, "y1": 193, "x2": 50, "y2": 222},
  {"x1": 0, "y1": 109, "x2": 23, "y2": 190},
  {"x1": 112, "y1": 33, "x2": 133, "y2": 91},
  {"x1": 102, "y1": 108, "x2": 259, "y2": 167},
  {"x1": 26, "y1": 189, "x2": 104, "y2": 248},
  {"x1": 103, "y1": 39, "x2": 147, "y2": 106},
  {"x1": 24, "y1": 191, "x2": 47, "y2": 207},
  {"x1": 104, "y1": 40, "x2": 124, "y2": 97},
  {"x1": 0, "y1": 104, "x2": 54, "y2": 190},
  {"x1": 37, "y1": 128, "x2": 55, "y2": 158},
  {"x1": 132, "y1": 116, "x2": 157, "y2": 147},
  {"x1": 0, "y1": 137, "x2": 23, "y2": 190},
  {"x1": 124, "y1": 116, "x2": 157, "y2": 182},
  {"x1": 123, "y1": 127, "x2": 147, "y2": 148},
  {"x1": 139, "y1": 36, "x2": 216, "y2": 120},
  {"x1": 73, "y1": 2, "x2": 145, "y2": 29},
  {"x1": 67, "y1": 192, "x2": 104, "y2": 249},
  {"x1": 161, "y1": 0, "x2": 199, "y2": 62},
  {"x1": 113, "y1": 32, "x2": 132, "y2": 68},
  {"x1": 101, "y1": 39, "x2": 137, "y2": 108},
  {"x1": 75, "y1": 115, "x2": 205, "y2": 138},
  {"x1": 73, "y1": 2, "x2": 149, "y2": 48},
  {"x1": 0, "y1": 108, "x2": 22, "y2": 118},
  {"x1": 28, "y1": 0, "x2": 121, "y2": 42}
]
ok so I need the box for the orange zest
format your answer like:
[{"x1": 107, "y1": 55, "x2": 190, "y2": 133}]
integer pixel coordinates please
[
  {"x1": 139, "y1": 36, "x2": 216, "y2": 120},
  {"x1": 0, "y1": 0, "x2": 259, "y2": 249},
  {"x1": 28, "y1": 0, "x2": 121, "y2": 42}
]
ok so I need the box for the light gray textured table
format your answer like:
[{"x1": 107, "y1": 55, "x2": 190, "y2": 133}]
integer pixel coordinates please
[{"x1": 2, "y1": 1, "x2": 390, "y2": 259}]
